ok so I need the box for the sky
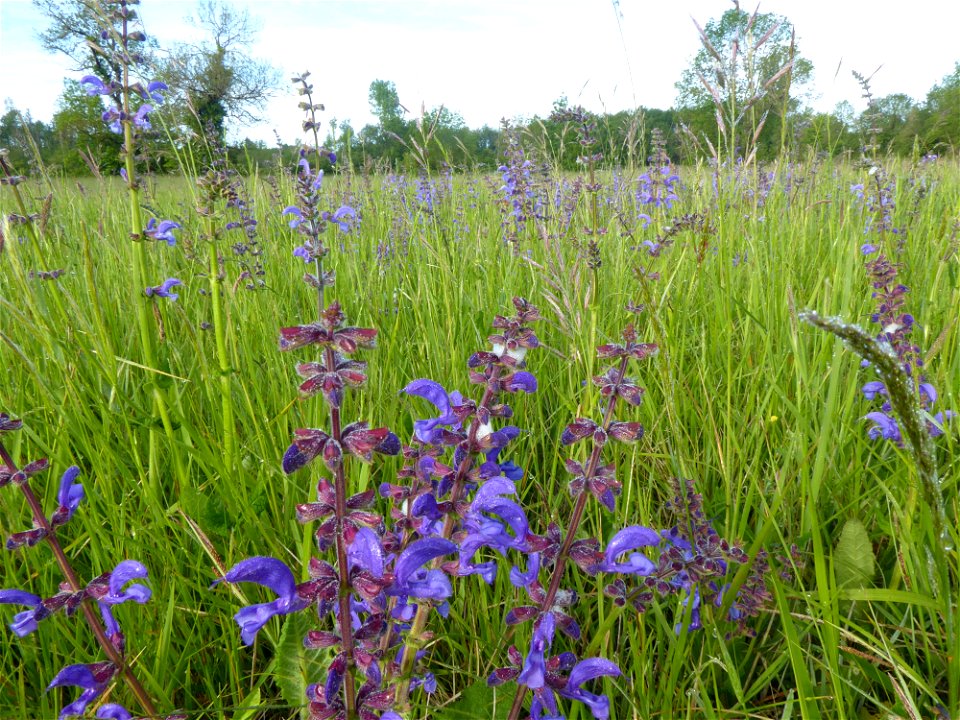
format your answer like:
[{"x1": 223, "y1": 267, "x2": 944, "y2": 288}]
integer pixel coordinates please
[{"x1": 0, "y1": 0, "x2": 957, "y2": 145}]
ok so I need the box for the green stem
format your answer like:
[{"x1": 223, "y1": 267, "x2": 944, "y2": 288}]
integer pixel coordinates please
[{"x1": 208, "y1": 238, "x2": 235, "y2": 473}]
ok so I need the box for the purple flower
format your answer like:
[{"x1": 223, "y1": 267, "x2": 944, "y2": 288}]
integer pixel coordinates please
[
  {"x1": 102, "y1": 107, "x2": 122, "y2": 134},
  {"x1": 95, "y1": 560, "x2": 151, "y2": 638},
  {"x1": 47, "y1": 662, "x2": 116, "y2": 718},
  {"x1": 323, "y1": 205, "x2": 357, "y2": 233},
  {"x1": 595, "y1": 525, "x2": 659, "y2": 575},
  {"x1": 460, "y1": 478, "x2": 532, "y2": 584},
  {"x1": 504, "y1": 371, "x2": 537, "y2": 394},
  {"x1": 403, "y1": 379, "x2": 463, "y2": 444},
  {"x1": 96, "y1": 705, "x2": 132, "y2": 720},
  {"x1": 860, "y1": 243, "x2": 878, "y2": 255},
  {"x1": 348, "y1": 527, "x2": 386, "y2": 578},
  {"x1": 282, "y1": 206, "x2": 304, "y2": 229},
  {"x1": 145, "y1": 81, "x2": 167, "y2": 104},
  {"x1": 865, "y1": 411, "x2": 901, "y2": 442},
  {"x1": 518, "y1": 612, "x2": 555, "y2": 689},
  {"x1": 100, "y1": 561, "x2": 152, "y2": 606},
  {"x1": 861, "y1": 381, "x2": 886, "y2": 400},
  {"x1": 557, "y1": 657, "x2": 621, "y2": 719},
  {"x1": 642, "y1": 240, "x2": 662, "y2": 257},
  {"x1": 145, "y1": 218, "x2": 181, "y2": 246},
  {"x1": 293, "y1": 244, "x2": 312, "y2": 262},
  {"x1": 0, "y1": 589, "x2": 43, "y2": 637},
  {"x1": 214, "y1": 556, "x2": 309, "y2": 645},
  {"x1": 50, "y1": 466, "x2": 83, "y2": 526},
  {"x1": 131, "y1": 103, "x2": 152, "y2": 130},
  {"x1": 79, "y1": 75, "x2": 116, "y2": 96},
  {"x1": 929, "y1": 410, "x2": 956, "y2": 438},
  {"x1": 388, "y1": 538, "x2": 456, "y2": 601},
  {"x1": 145, "y1": 278, "x2": 182, "y2": 301}
]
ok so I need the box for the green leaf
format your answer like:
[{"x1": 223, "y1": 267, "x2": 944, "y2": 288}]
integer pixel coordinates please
[
  {"x1": 232, "y1": 687, "x2": 261, "y2": 720},
  {"x1": 275, "y1": 611, "x2": 309, "y2": 718},
  {"x1": 835, "y1": 518, "x2": 875, "y2": 588},
  {"x1": 438, "y1": 679, "x2": 511, "y2": 720}
]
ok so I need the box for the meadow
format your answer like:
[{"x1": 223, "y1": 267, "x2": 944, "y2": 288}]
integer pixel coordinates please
[{"x1": 1, "y1": 132, "x2": 958, "y2": 720}]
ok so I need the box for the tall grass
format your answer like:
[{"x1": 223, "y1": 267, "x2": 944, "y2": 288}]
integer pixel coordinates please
[{"x1": 1, "y1": 150, "x2": 958, "y2": 718}]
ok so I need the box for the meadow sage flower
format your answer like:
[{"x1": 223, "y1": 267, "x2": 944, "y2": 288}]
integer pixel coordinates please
[
  {"x1": 322, "y1": 205, "x2": 357, "y2": 233},
  {"x1": 47, "y1": 662, "x2": 117, "y2": 719},
  {"x1": 50, "y1": 466, "x2": 83, "y2": 527},
  {"x1": 79, "y1": 76, "x2": 119, "y2": 96},
  {"x1": 214, "y1": 556, "x2": 310, "y2": 645},
  {"x1": 144, "y1": 218, "x2": 181, "y2": 246},
  {"x1": 387, "y1": 538, "x2": 457, "y2": 601},
  {"x1": 0, "y1": 589, "x2": 44, "y2": 637},
  {"x1": 144, "y1": 278, "x2": 182, "y2": 301},
  {"x1": 403, "y1": 379, "x2": 463, "y2": 444}
]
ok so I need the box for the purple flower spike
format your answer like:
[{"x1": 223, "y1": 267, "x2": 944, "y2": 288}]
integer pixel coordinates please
[
  {"x1": 597, "y1": 525, "x2": 659, "y2": 575},
  {"x1": 95, "y1": 705, "x2": 132, "y2": 720},
  {"x1": 47, "y1": 662, "x2": 116, "y2": 719},
  {"x1": 558, "y1": 657, "x2": 621, "y2": 719},
  {"x1": 145, "y1": 278, "x2": 182, "y2": 301},
  {"x1": 404, "y1": 379, "x2": 462, "y2": 444},
  {"x1": 214, "y1": 556, "x2": 309, "y2": 645},
  {"x1": 518, "y1": 612, "x2": 555, "y2": 689},
  {"x1": 389, "y1": 538, "x2": 456, "y2": 601},
  {"x1": 0, "y1": 589, "x2": 43, "y2": 637},
  {"x1": 51, "y1": 466, "x2": 83, "y2": 526}
]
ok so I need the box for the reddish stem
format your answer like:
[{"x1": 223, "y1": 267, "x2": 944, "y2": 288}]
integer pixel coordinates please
[
  {"x1": 0, "y1": 442, "x2": 159, "y2": 717},
  {"x1": 506, "y1": 356, "x2": 629, "y2": 720}
]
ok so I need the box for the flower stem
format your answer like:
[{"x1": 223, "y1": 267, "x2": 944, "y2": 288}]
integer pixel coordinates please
[
  {"x1": 391, "y1": 367, "x2": 505, "y2": 710},
  {"x1": 208, "y1": 237, "x2": 236, "y2": 473},
  {"x1": 507, "y1": 356, "x2": 628, "y2": 720},
  {"x1": 0, "y1": 442, "x2": 160, "y2": 716},
  {"x1": 324, "y1": 343, "x2": 358, "y2": 720}
]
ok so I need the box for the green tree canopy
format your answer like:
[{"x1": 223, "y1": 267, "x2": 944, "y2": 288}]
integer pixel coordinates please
[{"x1": 158, "y1": 0, "x2": 282, "y2": 140}]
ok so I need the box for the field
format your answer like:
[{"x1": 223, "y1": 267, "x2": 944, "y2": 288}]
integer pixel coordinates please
[{"x1": 1, "y1": 152, "x2": 959, "y2": 720}]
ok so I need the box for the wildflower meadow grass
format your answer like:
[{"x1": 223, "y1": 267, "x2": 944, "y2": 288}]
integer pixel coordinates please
[{"x1": 1, "y1": 6, "x2": 959, "y2": 719}]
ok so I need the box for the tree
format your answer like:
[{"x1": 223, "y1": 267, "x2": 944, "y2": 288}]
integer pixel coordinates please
[
  {"x1": 34, "y1": 0, "x2": 280, "y2": 142},
  {"x1": 922, "y1": 63, "x2": 960, "y2": 152},
  {"x1": 159, "y1": 0, "x2": 281, "y2": 140},
  {"x1": 675, "y1": 4, "x2": 813, "y2": 160},
  {"x1": 364, "y1": 79, "x2": 409, "y2": 167}
]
